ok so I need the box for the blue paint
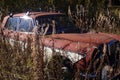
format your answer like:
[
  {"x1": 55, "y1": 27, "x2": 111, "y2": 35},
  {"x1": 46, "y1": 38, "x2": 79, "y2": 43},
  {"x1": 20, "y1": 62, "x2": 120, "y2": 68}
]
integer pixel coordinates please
[{"x1": 108, "y1": 40, "x2": 117, "y2": 46}]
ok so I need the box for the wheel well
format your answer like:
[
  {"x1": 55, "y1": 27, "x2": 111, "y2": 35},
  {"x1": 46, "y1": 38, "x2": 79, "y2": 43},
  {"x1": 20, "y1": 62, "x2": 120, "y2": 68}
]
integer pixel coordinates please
[{"x1": 48, "y1": 55, "x2": 73, "y2": 69}]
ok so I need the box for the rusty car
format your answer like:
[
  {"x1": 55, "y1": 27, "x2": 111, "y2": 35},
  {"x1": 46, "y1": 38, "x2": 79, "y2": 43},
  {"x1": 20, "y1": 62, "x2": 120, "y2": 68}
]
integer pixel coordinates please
[{"x1": 0, "y1": 11, "x2": 120, "y2": 80}]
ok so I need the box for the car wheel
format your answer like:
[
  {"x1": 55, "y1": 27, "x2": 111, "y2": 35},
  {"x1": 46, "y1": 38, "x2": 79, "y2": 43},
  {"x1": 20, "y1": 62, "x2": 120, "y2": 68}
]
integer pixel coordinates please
[
  {"x1": 101, "y1": 65, "x2": 113, "y2": 80},
  {"x1": 46, "y1": 56, "x2": 74, "y2": 80}
]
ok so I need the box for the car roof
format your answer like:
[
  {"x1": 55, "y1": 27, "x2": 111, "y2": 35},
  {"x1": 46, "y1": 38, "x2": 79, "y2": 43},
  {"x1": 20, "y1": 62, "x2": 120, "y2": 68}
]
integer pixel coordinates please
[{"x1": 12, "y1": 12, "x2": 65, "y2": 18}]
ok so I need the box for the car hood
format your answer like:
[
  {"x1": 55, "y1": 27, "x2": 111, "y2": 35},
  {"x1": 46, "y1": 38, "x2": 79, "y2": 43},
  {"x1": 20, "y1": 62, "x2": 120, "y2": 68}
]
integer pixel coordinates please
[
  {"x1": 43, "y1": 33, "x2": 99, "y2": 55},
  {"x1": 43, "y1": 32, "x2": 119, "y2": 55},
  {"x1": 49, "y1": 32, "x2": 114, "y2": 44}
]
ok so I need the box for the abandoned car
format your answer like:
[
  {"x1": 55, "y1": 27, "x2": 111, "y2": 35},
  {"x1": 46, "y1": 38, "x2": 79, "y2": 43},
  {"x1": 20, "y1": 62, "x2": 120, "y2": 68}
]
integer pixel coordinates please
[{"x1": 0, "y1": 11, "x2": 120, "y2": 80}]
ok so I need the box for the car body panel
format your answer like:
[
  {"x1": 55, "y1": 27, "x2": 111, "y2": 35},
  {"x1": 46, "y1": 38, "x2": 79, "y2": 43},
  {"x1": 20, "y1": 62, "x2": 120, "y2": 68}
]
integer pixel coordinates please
[
  {"x1": 99, "y1": 32, "x2": 120, "y2": 41},
  {"x1": 50, "y1": 33, "x2": 114, "y2": 44},
  {"x1": 43, "y1": 33, "x2": 118, "y2": 70}
]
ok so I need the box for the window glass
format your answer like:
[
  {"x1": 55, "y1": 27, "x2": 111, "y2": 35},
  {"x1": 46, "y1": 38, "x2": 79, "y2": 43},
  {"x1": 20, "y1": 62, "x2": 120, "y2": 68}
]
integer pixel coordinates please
[
  {"x1": 18, "y1": 17, "x2": 33, "y2": 32},
  {"x1": 5, "y1": 16, "x2": 34, "y2": 32},
  {"x1": 5, "y1": 17, "x2": 18, "y2": 30},
  {"x1": 36, "y1": 14, "x2": 79, "y2": 35}
]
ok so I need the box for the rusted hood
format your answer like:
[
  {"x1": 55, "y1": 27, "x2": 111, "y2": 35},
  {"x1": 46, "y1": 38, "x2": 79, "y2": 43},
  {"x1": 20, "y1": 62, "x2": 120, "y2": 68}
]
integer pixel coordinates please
[
  {"x1": 43, "y1": 32, "x2": 119, "y2": 55},
  {"x1": 99, "y1": 32, "x2": 120, "y2": 41},
  {"x1": 50, "y1": 33, "x2": 114, "y2": 44},
  {"x1": 43, "y1": 35, "x2": 97, "y2": 55}
]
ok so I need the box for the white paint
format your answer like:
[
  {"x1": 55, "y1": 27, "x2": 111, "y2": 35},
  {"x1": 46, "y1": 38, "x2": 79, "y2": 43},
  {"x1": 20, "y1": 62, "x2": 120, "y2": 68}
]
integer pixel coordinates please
[
  {"x1": 9, "y1": 38, "x2": 84, "y2": 64},
  {"x1": 9, "y1": 38, "x2": 27, "y2": 51},
  {"x1": 44, "y1": 47, "x2": 84, "y2": 63}
]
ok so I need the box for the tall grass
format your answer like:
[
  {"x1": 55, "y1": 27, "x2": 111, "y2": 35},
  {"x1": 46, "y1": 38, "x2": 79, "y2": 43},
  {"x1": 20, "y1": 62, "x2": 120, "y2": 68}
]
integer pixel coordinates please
[
  {"x1": 0, "y1": 30, "x2": 119, "y2": 80},
  {"x1": 0, "y1": 8, "x2": 120, "y2": 80},
  {"x1": 68, "y1": 5, "x2": 120, "y2": 34}
]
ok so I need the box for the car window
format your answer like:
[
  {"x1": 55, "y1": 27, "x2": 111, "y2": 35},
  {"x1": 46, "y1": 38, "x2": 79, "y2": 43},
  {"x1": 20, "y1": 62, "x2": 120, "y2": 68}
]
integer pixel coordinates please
[
  {"x1": 5, "y1": 17, "x2": 18, "y2": 30},
  {"x1": 5, "y1": 17, "x2": 34, "y2": 32},
  {"x1": 17, "y1": 17, "x2": 33, "y2": 32},
  {"x1": 36, "y1": 14, "x2": 79, "y2": 35}
]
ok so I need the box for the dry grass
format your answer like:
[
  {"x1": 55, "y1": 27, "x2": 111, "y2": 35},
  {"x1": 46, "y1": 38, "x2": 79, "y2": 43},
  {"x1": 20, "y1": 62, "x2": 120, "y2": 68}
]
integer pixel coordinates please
[
  {"x1": 68, "y1": 5, "x2": 120, "y2": 34},
  {"x1": 0, "y1": 30, "x2": 119, "y2": 80},
  {"x1": 0, "y1": 8, "x2": 120, "y2": 80}
]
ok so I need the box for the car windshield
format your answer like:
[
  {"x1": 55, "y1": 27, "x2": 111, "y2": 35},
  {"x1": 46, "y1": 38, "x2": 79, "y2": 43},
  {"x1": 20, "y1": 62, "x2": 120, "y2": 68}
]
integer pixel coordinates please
[{"x1": 5, "y1": 16, "x2": 34, "y2": 32}]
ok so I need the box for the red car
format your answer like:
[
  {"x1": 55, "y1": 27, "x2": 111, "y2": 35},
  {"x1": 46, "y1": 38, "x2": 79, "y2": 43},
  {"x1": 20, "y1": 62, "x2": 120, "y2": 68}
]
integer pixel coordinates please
[{"x1": 0, "y1": 11, "x2": 120, "y2": 80}]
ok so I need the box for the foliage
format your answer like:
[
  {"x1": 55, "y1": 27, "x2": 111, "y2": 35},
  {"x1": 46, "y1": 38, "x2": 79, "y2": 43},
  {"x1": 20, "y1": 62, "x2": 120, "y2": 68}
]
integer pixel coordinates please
[
  {"x1": 0, "y1": 30, "x2": 120, "y2": 80},
  {"x1": 0, "y1": 35, "x2": 34, "y2": 80},
  {"x1": 0, "y1": 0, "x2": 111, "y2": 18},
  {"x1": 0, "y1": 0, "x2": 120, "y2": 80}
]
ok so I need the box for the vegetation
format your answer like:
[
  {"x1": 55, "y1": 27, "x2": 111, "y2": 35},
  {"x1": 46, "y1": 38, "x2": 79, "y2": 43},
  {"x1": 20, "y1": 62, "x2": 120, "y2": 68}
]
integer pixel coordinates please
[
  {"x1": 0, "y1": 0, "x2": 110, "y2": 19},
  {"x1": 0, "y1": 0, "x2": 120, "y2": 80},
  {"x1": 0, "y1": 27, "x2": 120, "y2": 80}
]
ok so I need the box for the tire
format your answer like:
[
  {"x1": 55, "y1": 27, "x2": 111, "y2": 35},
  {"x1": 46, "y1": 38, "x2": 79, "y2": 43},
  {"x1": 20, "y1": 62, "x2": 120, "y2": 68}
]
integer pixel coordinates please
[{"x1": 46, "y1": 56, "x2": 73, "y2": 80}]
